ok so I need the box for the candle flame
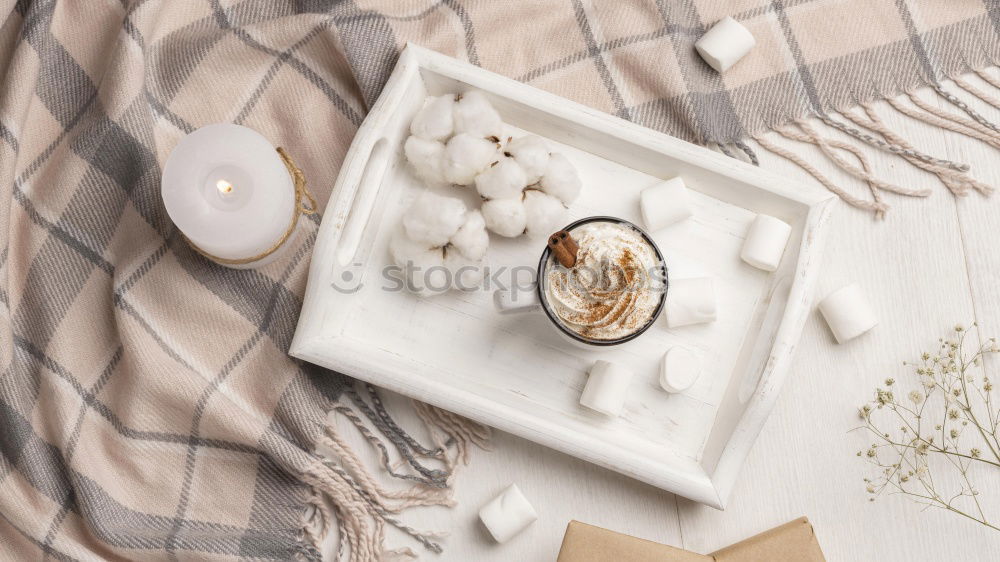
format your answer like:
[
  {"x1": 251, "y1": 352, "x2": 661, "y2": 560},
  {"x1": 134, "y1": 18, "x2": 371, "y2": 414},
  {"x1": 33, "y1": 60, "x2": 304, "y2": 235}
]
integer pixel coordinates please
[{"x1": 216, "y1": 180, "x2": 234, "y2": 195}]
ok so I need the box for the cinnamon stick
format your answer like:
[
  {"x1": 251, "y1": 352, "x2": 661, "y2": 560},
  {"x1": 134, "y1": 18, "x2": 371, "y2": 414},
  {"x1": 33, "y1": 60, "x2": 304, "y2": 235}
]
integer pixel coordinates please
[{"x1": 548, "y1": 230, "x2": 579, "y2": 268}]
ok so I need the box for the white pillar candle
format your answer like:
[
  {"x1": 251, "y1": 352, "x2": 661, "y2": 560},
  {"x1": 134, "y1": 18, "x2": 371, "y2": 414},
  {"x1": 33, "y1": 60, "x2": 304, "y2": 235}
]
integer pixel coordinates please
[
  {"x1": 818, "y1": 283, "x2": 878, "y2": 344},
  {"x1": 740, "y1": 214, "x2": 792, "y2": 272},
  {"x1": 479, "y1": 484, "x2": 538, "y2": 543},
  {"x1": 695, "y1": 16, "x2": 756, "y2": 73},
  {"x1": 161, "y1": 123, "x2": 299, "y2": 268},
  {"x1": 579, "y1": 360, "x2": 633, "y2": 417},
  {"x1": 666, "y1": 277, "x2": 717, "y2": 328},
  {"x1": 640, "y1": 177, "x2": 694, "y2": 232}
]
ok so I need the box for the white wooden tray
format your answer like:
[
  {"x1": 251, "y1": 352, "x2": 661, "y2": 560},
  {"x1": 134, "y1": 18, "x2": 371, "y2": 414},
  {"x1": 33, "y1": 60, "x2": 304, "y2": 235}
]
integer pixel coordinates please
[{"x1": 291, "y1": 44, "x2": 835, "y2": 509}]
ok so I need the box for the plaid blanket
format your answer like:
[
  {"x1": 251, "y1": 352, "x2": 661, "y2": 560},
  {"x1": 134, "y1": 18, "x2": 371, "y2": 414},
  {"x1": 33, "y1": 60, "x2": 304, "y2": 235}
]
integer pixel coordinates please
[
  {"x1": 334, "y1": 0, "x2": 1000, "y2": 214},
  {"x1": 1, "y1": 1, "x2": 997, "y2": 561}
]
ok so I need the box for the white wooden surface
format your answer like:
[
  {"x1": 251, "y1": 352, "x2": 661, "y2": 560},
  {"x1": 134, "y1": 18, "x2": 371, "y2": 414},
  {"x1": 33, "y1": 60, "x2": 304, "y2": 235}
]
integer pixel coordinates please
[{"x1": 322, "y1": 74, "x2": 1000, "y2": 561}]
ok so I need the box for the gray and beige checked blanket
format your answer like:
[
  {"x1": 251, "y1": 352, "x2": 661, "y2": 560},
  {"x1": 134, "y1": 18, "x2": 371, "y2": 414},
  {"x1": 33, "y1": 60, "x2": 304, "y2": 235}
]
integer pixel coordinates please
[{"x1": 1, "y1": 1, "x2": 997, "y2": 560}]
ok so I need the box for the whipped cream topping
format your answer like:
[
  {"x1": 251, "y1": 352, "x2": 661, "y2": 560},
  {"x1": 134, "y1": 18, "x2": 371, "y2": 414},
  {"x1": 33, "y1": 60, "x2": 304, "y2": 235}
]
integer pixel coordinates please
[{"x1": 543, "y1": 221, "x2": 664, "y2": 341}]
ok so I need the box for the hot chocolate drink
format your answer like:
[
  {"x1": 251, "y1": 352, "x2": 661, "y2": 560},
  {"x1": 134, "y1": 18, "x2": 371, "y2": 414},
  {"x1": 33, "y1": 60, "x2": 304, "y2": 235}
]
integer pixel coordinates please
[{"x1": 542, "y1": 220, "x2": 665, "y2": 342}]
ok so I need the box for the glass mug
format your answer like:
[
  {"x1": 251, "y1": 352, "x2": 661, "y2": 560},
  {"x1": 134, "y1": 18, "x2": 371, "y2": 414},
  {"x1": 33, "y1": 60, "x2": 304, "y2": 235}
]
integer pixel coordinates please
[{"x1": 494, "y1": 216, "x2": 669, "y2": 347}]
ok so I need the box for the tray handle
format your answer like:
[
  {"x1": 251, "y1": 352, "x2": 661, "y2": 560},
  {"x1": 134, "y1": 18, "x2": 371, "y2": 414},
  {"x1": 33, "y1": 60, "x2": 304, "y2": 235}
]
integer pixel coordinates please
[{"x1": 337, "y1": 137, "x2": 392, "y2": 267}]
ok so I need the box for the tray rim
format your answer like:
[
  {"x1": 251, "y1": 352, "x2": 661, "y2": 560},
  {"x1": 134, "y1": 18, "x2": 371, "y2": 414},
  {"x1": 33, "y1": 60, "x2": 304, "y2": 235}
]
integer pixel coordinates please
[{"x1": 291, "y1": 43, "x2": 836, "y2": 509}]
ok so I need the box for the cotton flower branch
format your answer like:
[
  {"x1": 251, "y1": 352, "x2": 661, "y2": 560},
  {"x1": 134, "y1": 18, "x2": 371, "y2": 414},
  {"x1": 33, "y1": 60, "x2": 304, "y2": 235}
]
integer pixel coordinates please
[{"x1": 855, "y1": 323, "x2": 1000, "y2": 532}]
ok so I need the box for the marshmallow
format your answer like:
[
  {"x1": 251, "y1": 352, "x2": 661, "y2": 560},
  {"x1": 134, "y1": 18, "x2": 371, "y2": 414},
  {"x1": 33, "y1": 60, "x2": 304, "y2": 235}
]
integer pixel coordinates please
[
  {"x1": 818, "y1": 283, "x2": 878, "y2": 344},
  {"x1": 479, "y1": 484, "x2": 538, "y2": 543},
  {"x1": 740, "y1": 214, "x2": 792, "y2": 272},
  {"x1": 640, "y1": 177, "x2": 694, "y2": 232},
  {"x1": 579, "y1": 360, "x2": 633, "y2": 416},
  {"x1": 659, "y1": 347, "x2": 700, "y2": 393},
  {"x1": 666, "y1": 277, "x2": 717, "y2": 328},
  {"x1": 695, "y1": 16, "x2": 756, "y2": 73}
]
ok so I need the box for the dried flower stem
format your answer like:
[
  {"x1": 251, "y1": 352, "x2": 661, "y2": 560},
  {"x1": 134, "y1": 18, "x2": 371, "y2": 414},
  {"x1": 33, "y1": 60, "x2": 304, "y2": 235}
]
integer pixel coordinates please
[{"x1": 854, "y1": 324, "x2": 1000, "y2": 532}]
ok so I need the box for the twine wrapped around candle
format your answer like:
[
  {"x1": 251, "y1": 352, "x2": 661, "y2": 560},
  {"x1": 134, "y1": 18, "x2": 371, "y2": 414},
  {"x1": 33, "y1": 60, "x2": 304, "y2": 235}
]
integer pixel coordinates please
[{"x1": 184, "y1": 147, "x2": 317, "y2": 266}]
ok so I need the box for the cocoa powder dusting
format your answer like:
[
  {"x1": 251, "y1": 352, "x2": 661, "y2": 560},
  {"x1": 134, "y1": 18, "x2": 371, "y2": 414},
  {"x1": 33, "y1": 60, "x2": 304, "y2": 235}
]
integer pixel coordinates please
[{"x1": 544, "y1": 221, "x2": 661, "y2": 341}]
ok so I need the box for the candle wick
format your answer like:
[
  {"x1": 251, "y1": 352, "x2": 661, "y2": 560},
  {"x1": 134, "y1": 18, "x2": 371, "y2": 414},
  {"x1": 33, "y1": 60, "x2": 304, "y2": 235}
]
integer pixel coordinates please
[{"x1": 216, "y1": 180, "x2": 234, "y2": 195}]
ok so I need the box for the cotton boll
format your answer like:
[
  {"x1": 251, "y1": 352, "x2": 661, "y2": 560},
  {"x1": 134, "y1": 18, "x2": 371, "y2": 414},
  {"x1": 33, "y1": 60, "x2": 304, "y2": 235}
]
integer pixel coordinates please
[
  {"x1": 507, "y1": 135, "x2": 550, "y2": 184},
  {"x1": 402, "y1": 191, "x2": 467, "y2": 246},
  {"x1": 522, "y1": 190, "x2": 567, "y2": 237},
  {"x1": 445, "y1": 250, "x2": 485, "y2": 290},
  {"x1": 444, "y1": 133, "x2": 500, "y2": 186},
  {"x1": 475, "y1": 157, "x2": 528, "y2": 200},
  {"x1": 388, "y1": 229, "x2": 449, "y2": 296},
  {"x1": 539, "y1": 153, "x2": 582, "y2": 204},
  {"x1": 482, "y1": 198, "x2": 527, "y2": 238},
  {"x1": 389, "y1": 228, "x2": 439, "y2": 268},
  {"x1": 453, "y1": 90, "x2": 503, "y2": 139},
  {"x1": 449, "y1": 209, "x2": 489, "y2": 261},
  {"x1": 410, "y1": 95, "x2": 455, "y2": 141},
  {"x1": 404, "y1": 136, "x2": 446, "y2": 185}
]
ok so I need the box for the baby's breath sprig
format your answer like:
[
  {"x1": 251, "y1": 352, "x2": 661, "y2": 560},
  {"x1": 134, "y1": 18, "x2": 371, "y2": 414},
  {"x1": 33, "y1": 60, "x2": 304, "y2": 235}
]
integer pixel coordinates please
[{"x1": 854, "y1": 323, "x2": 1000, "y2": 532}]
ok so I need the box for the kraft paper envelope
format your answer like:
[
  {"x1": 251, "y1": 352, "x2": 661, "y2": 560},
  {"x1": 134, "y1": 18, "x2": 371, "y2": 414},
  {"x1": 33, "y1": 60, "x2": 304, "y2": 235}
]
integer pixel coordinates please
[
  {"x1": 557, "y1": 520, "x2": 710, "y2": 562},
  {"x1": 557, "y1": 517, "x2": 825, "y2": 562},
  {"x1": 710, "y1": 517, "x2": 825, "y2": 561}
]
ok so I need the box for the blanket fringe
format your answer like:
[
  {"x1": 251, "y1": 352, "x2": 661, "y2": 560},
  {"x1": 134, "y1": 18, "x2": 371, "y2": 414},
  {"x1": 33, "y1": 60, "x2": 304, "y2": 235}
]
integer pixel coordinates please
[
  {"x1": 910, "y1": 89, "x2": 1000, "y2": 142},
  {"x1": 817, "y1": 114, "x2": 968, "y2": 171},
  {"x1": 886, "y1": 95, "x2": 1000, "y2": 150},
  {"x1": 775, "y1": 122, "x2": 889, "y2": 217},
  {"x1": 931, "y1": 83, "x2": 1000, "y2": 136},
  {"x1": 733, "y1": 141, "x2": 760, "y2": 166},
  {"x1": 413, "y1": 399, "x2": 492, "y2": 468},
  {"x1": 715, "y1": 141, "x2": 760, "y2": 166},
  {"x1": 297, "y1": 384, "x2": 490, "y2": 561},
  {"x1": 850, "y1": 103, "x2": 992, "y2": 196},
  {"x1": 953, "y1": 75, "x2": 1000, "y2": 111},
  {"x1": 753, "y1": 132, "x2": 890, "y2": 216},
  {"x1": 976, "y1": 69, "x2": 1000, "y2": 91},
  {"x1": 749, "y1": 74, "x2": 1000, "y2": 217}
]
